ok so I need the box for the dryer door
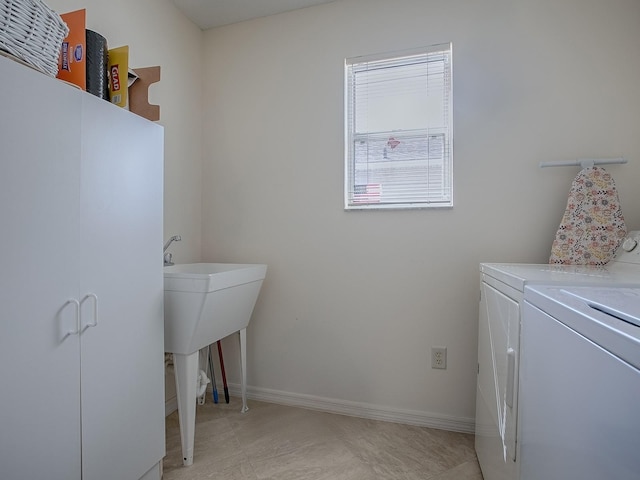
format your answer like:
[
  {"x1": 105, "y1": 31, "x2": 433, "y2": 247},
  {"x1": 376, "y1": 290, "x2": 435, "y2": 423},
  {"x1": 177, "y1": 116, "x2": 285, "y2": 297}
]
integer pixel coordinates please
[{"x1": 477, "y1": 278, "x2": 520, "y2": 465}]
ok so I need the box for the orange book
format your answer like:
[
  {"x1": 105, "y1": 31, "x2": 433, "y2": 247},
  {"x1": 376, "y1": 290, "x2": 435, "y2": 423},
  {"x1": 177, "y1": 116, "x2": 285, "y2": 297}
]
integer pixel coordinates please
[{"x1": 57, "y1": 9, "x2": 86, "y2": 90}]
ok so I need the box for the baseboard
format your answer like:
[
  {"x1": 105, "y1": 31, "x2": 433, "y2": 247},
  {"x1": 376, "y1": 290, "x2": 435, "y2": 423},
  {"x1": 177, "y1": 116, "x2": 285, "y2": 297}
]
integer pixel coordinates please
[
  {"x1": 224, "y1": 382, "x2": 475, "y2": 434},
  {"x1": 165, "y1": 396, "x2": 178, "y2": 417}
]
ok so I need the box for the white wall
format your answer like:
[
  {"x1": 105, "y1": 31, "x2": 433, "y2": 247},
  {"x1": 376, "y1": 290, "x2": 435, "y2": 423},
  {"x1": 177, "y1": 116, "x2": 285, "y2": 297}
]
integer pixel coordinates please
[
  {"x1": 201, "y1": 0, "x2": 640, "y2": 429},
  {"x1": 48, "y1": 0, "x2": 204, "y2": 263}
]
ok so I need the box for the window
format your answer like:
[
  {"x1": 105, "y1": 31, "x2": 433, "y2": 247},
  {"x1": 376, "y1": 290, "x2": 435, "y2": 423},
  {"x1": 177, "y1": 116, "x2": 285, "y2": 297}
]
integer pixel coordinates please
[{"x1": 344, "y1": 43, "x2": 453, "y2": 210}]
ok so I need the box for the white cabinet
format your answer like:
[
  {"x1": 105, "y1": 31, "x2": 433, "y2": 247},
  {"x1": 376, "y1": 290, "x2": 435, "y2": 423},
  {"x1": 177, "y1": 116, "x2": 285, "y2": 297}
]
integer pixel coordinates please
[{"x1": 0, "y1": 56, "x2": 165, "y2": 480}]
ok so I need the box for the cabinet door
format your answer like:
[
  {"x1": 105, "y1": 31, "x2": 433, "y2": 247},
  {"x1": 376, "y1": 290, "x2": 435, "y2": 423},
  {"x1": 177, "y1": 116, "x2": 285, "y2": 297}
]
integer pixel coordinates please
[
  {"x1": 0, "y1": 57, "x2": 82, "y2": 478},
  {"x1": 77, "y1": 93, "x2": 165, "y2": 480}
]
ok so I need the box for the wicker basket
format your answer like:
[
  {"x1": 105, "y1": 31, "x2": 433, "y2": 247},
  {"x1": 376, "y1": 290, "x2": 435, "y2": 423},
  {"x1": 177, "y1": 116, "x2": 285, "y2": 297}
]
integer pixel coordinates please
[{"x1": 0, "y1": 0, "x2": 68, "y2": 76}]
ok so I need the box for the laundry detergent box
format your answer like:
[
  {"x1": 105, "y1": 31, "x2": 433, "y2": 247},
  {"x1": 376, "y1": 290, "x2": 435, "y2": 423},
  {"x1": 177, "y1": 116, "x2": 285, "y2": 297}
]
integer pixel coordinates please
[{"x1": 57, "y1": 9, "x2": 86, "y2": 90}]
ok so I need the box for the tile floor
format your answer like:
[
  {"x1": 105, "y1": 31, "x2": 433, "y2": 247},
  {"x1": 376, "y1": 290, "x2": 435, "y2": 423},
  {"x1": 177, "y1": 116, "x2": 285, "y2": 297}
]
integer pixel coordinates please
[{"x1": 163, "y1": 398, "x2": 483, "y2": 479}]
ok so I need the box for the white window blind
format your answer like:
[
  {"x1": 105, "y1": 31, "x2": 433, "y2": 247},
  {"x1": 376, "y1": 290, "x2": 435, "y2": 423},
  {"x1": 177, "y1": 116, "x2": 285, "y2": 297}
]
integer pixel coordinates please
[{"x1": 345, "y1": 43, "x2": 453, "y2": 209}]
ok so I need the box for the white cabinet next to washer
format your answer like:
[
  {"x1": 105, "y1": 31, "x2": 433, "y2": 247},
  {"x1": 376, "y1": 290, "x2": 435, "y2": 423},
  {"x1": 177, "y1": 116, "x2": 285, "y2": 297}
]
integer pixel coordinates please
[{"x1": 0, "y1": 55, "x2": 165, "y2": 480}]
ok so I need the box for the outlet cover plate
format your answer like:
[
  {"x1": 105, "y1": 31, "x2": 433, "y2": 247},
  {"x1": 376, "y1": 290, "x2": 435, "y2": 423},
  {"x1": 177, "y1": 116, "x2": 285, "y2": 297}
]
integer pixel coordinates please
[{"x1": 431, "y1": 346, "x2": 447, "y2": 369}]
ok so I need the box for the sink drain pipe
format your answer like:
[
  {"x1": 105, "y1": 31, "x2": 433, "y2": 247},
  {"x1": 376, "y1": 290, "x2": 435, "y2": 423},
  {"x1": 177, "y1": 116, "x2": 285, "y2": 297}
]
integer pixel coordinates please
[{"x1": 196, "y1": 369, "x2": 210, "y2": 405}]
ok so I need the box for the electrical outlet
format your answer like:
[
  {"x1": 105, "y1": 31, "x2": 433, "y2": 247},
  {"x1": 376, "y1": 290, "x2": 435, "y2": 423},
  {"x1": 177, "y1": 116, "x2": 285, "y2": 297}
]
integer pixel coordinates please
[{"x1": 431, "y1": 346, "x2": 447, "y2": 370}]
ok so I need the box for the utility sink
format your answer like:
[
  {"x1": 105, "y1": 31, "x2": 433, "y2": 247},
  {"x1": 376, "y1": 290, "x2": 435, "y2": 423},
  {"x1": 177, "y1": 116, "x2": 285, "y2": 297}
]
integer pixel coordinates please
[
  {"x1": 164, "y1": 263, "x2": 267, "y2": 354},
  {"x1": 164, "y1": 263, "x2": 267, "y2": 466}
]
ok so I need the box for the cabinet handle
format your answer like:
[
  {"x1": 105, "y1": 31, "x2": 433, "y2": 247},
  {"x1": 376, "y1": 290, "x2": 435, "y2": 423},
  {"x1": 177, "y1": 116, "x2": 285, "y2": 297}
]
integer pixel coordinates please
[
  {"x1": 62, "y1": 299, "x2": 81, "y2": 339},
  {"x1": 506, "y1": 347, "x2": 516, "y2": 409},
  {"x1": 81, "y1": 293, "x2": 99, "y2": 331}
]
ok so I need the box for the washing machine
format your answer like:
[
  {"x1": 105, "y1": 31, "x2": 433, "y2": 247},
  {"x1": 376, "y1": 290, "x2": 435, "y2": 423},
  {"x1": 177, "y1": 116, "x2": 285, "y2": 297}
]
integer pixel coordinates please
[
  {"x1": 475, "y1": 231, "x2": 640, "y2": 480},
  {"x1": 519, "y1": 285, "x2": 640, "y2": 479}
]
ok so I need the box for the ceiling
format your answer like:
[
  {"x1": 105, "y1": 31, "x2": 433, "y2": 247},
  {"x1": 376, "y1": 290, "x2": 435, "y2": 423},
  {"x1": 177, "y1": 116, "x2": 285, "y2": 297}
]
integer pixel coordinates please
[{"x1": 173, "y1": 0, "x2": 338, "y2": 30}]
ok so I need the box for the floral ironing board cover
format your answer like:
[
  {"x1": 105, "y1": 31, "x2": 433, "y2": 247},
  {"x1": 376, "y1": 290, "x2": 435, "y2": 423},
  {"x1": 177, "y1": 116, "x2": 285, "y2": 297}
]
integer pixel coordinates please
[{"x1": 549, "y1": 166, "x2": 626, "y2": 266}]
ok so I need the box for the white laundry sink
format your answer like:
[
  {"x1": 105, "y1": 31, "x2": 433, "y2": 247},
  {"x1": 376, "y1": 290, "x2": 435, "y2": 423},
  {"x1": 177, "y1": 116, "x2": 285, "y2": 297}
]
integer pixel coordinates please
[
  {"x1": 164, "y1": 262, "x2": 267, "y2": 354},
  {"x1": 163, "y1": 262, "x2": 267, "y2": 466}
]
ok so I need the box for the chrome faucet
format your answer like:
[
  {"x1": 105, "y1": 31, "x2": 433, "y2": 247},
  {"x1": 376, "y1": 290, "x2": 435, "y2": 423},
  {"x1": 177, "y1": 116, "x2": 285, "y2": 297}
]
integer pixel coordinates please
[{"x1": 163, "y1": 235, "x2": 181, "y2": 266}]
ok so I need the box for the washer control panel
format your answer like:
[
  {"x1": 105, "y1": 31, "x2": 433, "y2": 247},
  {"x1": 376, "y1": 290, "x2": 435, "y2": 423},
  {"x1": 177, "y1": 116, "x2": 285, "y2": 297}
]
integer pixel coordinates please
[
  {"x1": 622, "y1": 236, "x2": 638, "y2": 252},
  {"x1": 616, "y1": 231, "x2": 640, "y2": 264}
]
